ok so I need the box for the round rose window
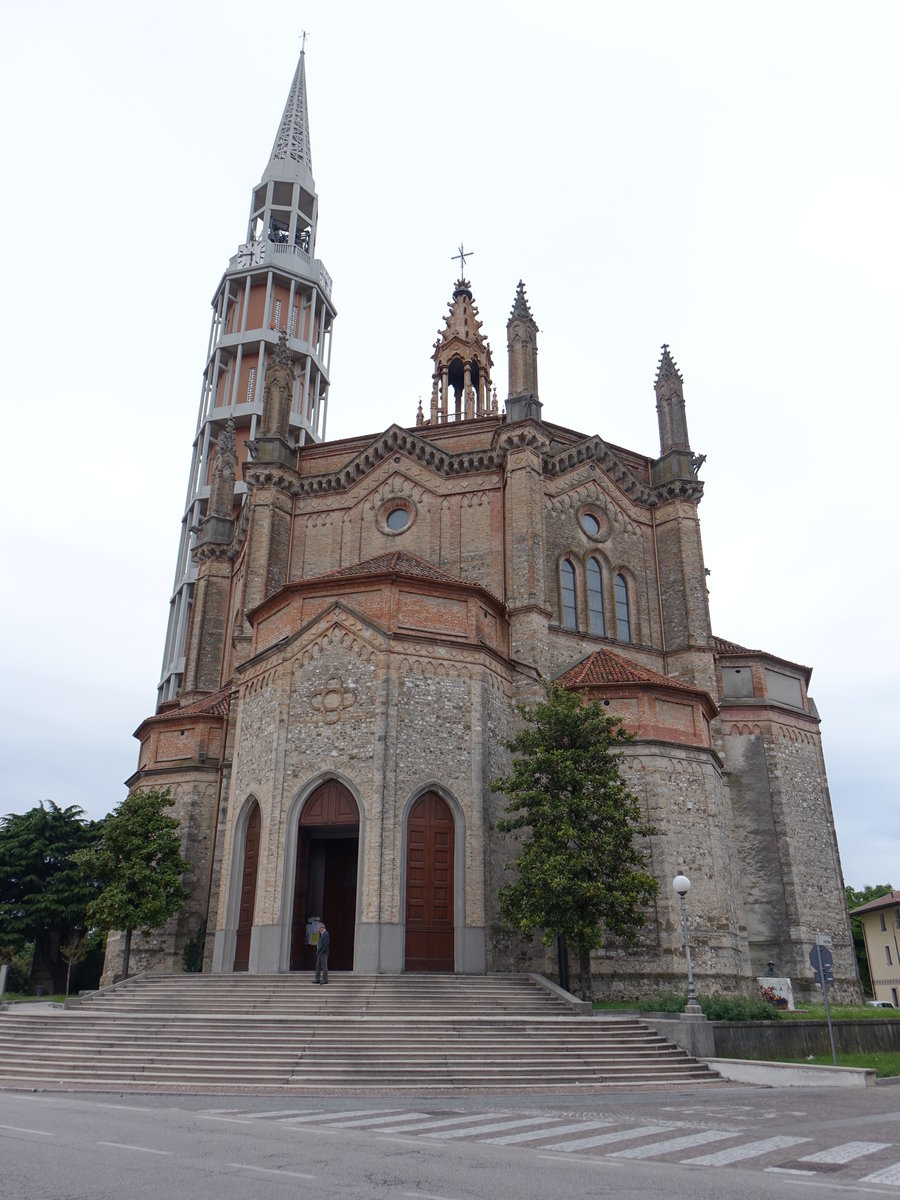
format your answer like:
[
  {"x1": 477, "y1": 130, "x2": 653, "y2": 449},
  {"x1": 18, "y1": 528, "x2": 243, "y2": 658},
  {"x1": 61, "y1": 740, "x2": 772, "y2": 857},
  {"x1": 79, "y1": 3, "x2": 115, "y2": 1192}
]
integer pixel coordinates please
[{"x1": 386, "y1": 507, "x2": 409, "y2": 532}]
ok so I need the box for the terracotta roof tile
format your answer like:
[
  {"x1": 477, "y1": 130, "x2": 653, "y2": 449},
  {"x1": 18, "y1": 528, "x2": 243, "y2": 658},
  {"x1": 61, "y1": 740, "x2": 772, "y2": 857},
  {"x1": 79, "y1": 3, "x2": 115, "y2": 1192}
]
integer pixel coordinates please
[
  {"x1": 315, "y1": 551, "x2": 462, "y2": 586},
  {"x1": 556, "y1": 648, "x2": 702, "y2": 695},
  {"x1": 714, "y1": 635, "x2": 810, "y2": 678},
  {"x1": 174, "y1": 687, "x2": 231, "y2": 719},
  {"x1": 714, "y1": 636, "x2": 757, "y2": 655},
  {"x1": 849, "y1": 890, "x2": 900, "y2": 916}
]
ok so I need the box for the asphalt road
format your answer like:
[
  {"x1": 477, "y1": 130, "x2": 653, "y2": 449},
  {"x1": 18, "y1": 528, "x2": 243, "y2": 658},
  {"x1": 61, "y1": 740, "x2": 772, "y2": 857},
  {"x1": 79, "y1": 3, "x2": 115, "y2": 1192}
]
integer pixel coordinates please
[{"x1": 3, "y1": 1085, "x2": 900, "y2": 1199}]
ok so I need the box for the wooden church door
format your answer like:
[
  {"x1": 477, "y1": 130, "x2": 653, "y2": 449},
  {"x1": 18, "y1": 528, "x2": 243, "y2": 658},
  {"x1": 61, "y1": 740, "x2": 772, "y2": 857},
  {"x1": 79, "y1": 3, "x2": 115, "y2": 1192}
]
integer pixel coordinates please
[
  {"x1": 233, "y1": 802, "x2": 261, "y2": 972},
  {"x1": 290, "y1": 781, "x2": 359, "y2": 971},
  {"x1": 405, "y1": 792, "x2": 454, "y2": 971}
]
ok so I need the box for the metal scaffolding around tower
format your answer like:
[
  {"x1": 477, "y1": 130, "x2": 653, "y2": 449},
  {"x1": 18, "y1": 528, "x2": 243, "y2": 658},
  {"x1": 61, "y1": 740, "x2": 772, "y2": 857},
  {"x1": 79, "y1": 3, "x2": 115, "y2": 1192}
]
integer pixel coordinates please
[{"x1": 157, "y1": 49, "x2": 336, "y2": 705}]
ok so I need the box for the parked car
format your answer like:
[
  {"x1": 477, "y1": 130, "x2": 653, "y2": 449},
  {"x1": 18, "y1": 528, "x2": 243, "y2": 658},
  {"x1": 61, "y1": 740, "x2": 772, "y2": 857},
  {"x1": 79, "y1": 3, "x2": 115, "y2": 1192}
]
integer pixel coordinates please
[{"x1": 866, "y1": 1000, "x2": 895, "y2": 1008}]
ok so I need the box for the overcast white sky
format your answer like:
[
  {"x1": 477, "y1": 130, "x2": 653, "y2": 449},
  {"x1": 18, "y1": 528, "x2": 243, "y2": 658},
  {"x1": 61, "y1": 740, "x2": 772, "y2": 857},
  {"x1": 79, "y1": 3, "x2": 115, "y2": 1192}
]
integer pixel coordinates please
[{"x1": 1, "y1": 1, "x2": 897, "y2": 891}]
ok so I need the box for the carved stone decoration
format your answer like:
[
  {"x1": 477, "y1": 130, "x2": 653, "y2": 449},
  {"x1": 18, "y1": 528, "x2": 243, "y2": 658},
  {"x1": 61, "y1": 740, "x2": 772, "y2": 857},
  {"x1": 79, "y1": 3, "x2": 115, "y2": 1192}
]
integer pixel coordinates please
[
  {"x1": 310, "y1": 676, "x2": 357, "y2": 723},
  {"x1": 260, "y1": 330, "x2": 295, "y2": 439},
  {"x1": 208, "y1": 420, "x2": 238, "y2": 520},
  {"x1": 431, "y1": 278, "x2": 494, "y2": 423}
]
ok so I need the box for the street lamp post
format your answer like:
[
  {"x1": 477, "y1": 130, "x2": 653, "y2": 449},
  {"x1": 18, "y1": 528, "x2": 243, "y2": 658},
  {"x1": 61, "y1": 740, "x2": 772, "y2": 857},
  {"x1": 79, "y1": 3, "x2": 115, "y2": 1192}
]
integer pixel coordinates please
[{"x1": 672, "y1": 874, "x2": 702, "y2": 1016}]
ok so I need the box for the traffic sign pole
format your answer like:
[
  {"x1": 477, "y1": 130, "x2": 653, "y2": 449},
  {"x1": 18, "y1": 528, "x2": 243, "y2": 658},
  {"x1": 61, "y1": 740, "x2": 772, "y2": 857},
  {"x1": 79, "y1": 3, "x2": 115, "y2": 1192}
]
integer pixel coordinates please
[{"x1": 817, "y1": 942, "x2": 838, "y2": 1067}]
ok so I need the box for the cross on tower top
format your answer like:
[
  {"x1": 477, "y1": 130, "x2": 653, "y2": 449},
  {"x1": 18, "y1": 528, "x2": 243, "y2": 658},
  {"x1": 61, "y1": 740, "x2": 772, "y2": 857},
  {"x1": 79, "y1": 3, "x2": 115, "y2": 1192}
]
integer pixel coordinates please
[
  {"x1": 451, "y1": 242, "x2": 474, "y2": 277},
  {"x1": 300, "y1": 29, "x2": 308, "y2": 52}
]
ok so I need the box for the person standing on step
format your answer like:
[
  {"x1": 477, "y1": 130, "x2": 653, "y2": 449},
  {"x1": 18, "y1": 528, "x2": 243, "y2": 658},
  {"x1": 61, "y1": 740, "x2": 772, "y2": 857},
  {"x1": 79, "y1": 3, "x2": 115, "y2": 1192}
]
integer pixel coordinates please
[{"x1": 315, "y1": 922, "x2": 330, "y2": 984}]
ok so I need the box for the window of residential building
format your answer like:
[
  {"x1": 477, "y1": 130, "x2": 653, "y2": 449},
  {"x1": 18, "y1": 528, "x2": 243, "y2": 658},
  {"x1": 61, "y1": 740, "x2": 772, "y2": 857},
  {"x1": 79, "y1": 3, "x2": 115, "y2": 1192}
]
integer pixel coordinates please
[
  {"x1": 561, "y1": 560, "x2": 577, "y2": 630},
  {"x1": 892, "y1": 988, "x2": 898, "y2": 1006},
  {"x1": 881, "y1": 912, "x2": 887, "y2": 932},
  {"x1": 587, "y1": 558, "x2": 605, "y2": 636},
  {"x1": 614, "y1": 573, "x2": 631, "y2": 643},
  {"x1": 886, "y1": 945, "x2": 893, "y2": 967}
]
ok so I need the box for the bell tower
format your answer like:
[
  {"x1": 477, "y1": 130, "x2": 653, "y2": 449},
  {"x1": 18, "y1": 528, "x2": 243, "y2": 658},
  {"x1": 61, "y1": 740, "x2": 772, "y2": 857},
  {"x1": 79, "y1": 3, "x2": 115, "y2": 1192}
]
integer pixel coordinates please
[
  {"x1": 426, "y1": 253, "x2": 496, "y2": 424},
  {"x1": 157, "y1": 49, "x2": 336, "y2": 705}
]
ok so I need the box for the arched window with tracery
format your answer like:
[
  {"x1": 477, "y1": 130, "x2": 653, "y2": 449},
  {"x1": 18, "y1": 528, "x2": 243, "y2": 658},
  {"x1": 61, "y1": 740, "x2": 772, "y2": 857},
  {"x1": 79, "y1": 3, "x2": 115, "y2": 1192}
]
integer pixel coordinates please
[
  {"x1": 587, "y1": 557, "x2": 605, "y2": 636},
  {"x1": 614, "y1": 573, "x2": 631, "y2": 643},
  {"x1": 560, "y1": 559, "x2": 578, "y2": 630}
]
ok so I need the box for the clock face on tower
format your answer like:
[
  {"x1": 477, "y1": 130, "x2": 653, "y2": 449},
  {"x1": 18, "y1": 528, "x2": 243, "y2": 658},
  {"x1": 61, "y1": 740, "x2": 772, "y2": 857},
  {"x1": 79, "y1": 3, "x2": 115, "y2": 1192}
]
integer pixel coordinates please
[{"x1": 236, "y1": 241, "x2": 266, "y2": 268}]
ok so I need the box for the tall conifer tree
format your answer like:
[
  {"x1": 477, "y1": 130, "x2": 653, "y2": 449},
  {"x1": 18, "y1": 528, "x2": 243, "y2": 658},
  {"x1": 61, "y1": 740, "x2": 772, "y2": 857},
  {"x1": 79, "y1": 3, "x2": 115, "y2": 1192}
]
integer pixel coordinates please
[{"x1": 492, "y1": 685, "x2": 658, "y2": 998}]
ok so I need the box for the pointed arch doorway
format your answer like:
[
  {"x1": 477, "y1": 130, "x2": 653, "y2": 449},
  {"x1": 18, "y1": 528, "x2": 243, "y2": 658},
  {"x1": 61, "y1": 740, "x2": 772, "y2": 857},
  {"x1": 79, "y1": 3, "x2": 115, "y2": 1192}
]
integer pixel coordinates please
[
  {"x1": 233, "y1": 801, "x2": 261, "y2": 972},
  {"x1": 290, "y1": 781, "x2": 359, "y2": 972},
  {"x1": 405, "y1": 791, "x2": 455, "y2": 971}
]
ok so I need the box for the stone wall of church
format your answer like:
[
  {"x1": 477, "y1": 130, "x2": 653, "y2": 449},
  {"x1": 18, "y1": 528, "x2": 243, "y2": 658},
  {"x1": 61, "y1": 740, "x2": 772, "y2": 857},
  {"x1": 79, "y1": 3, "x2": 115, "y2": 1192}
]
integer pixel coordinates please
[
  {"x1": 718, "y1": 717, "x2": 859, "y2": 1001},
  {"x1": 100, "y1": 773, "x2": 221, "y2": 985},
  {"x1": 484, "y1": 723, "x2": 759, "y2": 997}
]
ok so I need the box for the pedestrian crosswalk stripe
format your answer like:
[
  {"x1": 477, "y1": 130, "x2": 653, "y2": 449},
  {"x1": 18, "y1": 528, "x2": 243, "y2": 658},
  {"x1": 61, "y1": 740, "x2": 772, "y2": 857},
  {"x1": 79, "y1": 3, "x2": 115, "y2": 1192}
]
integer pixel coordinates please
[
  {"x1": 799, "y1": 1141, "x2": 891, "y2": 1164},
  {"x1": 429, "y1": 1117, "x2": 559, "y2": 1140},
  {"x1": 484, "y1": 1120, "x2": 616, "y2": 1146},
  {"x1": 610, "y1": 1129, "x2": 736, "y2": 1159},
  {"x1": 546, "y1": 1124, "x2": 670, "y2": 1152},
  {"x1": 247, "y1": 1109, "x2": 315, "y2": 1120},
  {"x1": 861, "y1": 1162, "x2": 900, "y2": 1185},
  {"x1": 279, "y1": 1108, "x2": 397, "y2": 1124},
  {"x1": 682, "y1": 1135, "x2": 810, "y2": 1165},
  {"x1": 379, "y1": 1114, "x2": 503, "y2": 1134},
  {"x1": 323, "y1": 1112, "x2": 430, "y2": 1129}
]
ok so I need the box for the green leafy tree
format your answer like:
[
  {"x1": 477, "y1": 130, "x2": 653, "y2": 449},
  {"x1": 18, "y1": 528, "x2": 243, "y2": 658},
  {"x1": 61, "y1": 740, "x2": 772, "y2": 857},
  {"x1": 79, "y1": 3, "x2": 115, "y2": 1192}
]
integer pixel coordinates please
[
  {"x1": 73, "y1": 789, "x2": 190, "y2": 980},
  {"x1": 491, "y1": 684, "x2": 659, "y2": 999},
  {"x1": 0, "y1": 802, "x2": 98, "y2": 993},
  {"x1": 846, "y1": 883, "x2": 895, "y2": 995},
  {"x1": 59, "y1": 933, "x2": 88, "y2": 997}
]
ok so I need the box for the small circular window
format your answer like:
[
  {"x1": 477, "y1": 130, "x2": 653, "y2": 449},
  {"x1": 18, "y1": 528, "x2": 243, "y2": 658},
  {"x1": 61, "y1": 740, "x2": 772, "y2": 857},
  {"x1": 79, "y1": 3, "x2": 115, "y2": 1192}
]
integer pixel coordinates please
[
  {"x1": 579, "y1": 507, "x2": 610, "y2": 541},
  {"x1": 386, "y1": 507, "x2": 409, "y2": 532}
]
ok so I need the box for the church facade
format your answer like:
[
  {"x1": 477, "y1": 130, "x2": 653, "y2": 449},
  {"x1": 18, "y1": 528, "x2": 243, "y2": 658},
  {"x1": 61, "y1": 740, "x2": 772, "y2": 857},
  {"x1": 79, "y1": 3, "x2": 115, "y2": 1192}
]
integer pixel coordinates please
[{"x1": 108, "y1": 52, "x2": 858, "y2": 1001}]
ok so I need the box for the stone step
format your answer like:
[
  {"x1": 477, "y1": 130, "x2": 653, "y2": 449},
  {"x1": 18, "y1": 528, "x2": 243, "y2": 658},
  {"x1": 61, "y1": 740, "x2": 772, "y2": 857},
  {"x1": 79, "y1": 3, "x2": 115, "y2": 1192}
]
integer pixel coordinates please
[{"x1": 0, "y1": 973, "x2": 721, "y2": 1092}]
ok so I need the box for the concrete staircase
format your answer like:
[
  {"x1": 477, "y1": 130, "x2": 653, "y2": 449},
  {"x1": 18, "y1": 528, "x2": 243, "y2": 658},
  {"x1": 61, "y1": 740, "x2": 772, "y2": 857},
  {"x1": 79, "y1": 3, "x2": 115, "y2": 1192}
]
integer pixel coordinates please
[{"x1": 0, "y1": 974, "x2": 722, "y2": 1093}]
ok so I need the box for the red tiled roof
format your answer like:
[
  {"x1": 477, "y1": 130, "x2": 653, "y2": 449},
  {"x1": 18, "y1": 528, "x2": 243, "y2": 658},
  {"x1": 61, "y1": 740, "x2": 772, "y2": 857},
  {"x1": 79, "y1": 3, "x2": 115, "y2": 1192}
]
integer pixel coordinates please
[
  {"x1": 556, "y1": 648, "x2": 702, "y2": 696},
  {"x1": 173, "y1": 688, "x2": 231, "y2": 719},
  {"x1": 714, "y1": 635, "x2": 810, "y2": 678},
  {"x1": 714, "y1": 636, "x2": 756, "y2": 655},
  {"x1": 315, "y1": 551, "x2": 462, "y2": 585},
  {"x1": 850, "y1": 890, "x2": 900, "y2": 916}
]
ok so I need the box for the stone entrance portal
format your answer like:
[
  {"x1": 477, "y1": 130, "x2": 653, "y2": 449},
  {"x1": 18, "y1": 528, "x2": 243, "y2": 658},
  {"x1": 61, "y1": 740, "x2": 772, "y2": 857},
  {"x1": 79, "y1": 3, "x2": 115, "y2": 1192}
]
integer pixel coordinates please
[
  {"x1": 405, "y1": 791, "x2": 455, "y2": 971},
  {"x1": 290, "y1": 781, "x2": 359, "y2": 971},
  {"x1": 233, "y1": 801, "x2": 261, "y2": 972}
]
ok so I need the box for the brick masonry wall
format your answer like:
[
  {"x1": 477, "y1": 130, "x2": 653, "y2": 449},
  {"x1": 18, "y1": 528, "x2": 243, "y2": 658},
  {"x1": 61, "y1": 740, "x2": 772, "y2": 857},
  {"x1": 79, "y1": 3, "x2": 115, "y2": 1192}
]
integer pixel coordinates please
[{"x1": 123, "y1": 406, "x2": 850, "y2": 1001}]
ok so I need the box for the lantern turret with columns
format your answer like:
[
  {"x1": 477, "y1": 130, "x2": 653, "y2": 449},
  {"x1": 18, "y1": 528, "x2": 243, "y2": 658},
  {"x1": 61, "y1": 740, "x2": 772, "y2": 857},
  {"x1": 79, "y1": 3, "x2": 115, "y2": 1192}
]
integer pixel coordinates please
[{"x1": 426, "y1": 276, "x2": 496, "y2": 424}]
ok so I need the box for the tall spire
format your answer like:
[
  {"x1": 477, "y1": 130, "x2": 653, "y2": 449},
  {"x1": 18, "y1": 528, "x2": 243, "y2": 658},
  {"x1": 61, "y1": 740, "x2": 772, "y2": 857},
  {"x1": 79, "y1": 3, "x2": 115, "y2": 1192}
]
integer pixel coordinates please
[
  {"x1": 155, "y1": 49, "x2": 336, "y2": 706},
  {"x1": 506, "y1": 280, "x2": 541, "y2": 423},
  {"x1": 265, "y1": 49, "x2": 314, "y2": 190},
  {"x1": 655, "y1": 344, "x2": 690, "y2": 453}
]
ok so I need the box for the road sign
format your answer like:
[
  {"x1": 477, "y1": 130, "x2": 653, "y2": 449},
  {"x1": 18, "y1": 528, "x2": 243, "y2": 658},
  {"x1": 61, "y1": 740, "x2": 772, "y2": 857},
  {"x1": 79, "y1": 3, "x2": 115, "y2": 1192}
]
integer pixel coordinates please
[
  {"x1": 810, "y1": 944, "x2": 834, "y2": 985},
  {"x1": 810, "y1": 945, "x2": 833, "y2": 971},
  {"x1": 816, "y1": 932, "x2": 833, "y2": 948}
]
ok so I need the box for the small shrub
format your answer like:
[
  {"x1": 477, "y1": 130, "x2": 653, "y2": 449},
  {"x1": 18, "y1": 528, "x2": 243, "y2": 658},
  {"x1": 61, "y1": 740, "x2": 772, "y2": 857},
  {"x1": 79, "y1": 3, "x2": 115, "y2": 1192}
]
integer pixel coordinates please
[
  {"x1": 0, "y1": 944, "x2": 34, "y2": 993},
  {"x1": 638, "y1": 992, "x2": 780, "y2": 1020},
  {"x1": 643, "y1": 993, "x2": 689, "y2": 1013},
  {"x1": 699, "y1": 994, "x2": 779, "y2": 1021}
]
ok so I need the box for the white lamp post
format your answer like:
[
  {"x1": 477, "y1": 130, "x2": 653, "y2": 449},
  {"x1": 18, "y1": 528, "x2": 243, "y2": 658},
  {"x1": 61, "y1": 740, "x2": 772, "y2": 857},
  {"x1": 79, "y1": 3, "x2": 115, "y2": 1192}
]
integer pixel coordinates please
[{"x1": 672, "y1": 873, "x2": 701, "y2": 1014}]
